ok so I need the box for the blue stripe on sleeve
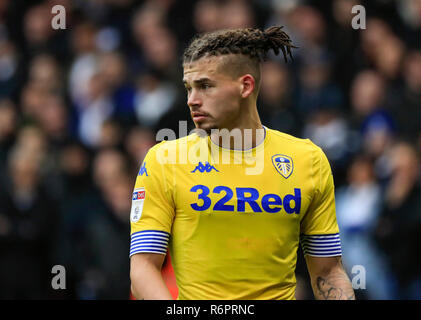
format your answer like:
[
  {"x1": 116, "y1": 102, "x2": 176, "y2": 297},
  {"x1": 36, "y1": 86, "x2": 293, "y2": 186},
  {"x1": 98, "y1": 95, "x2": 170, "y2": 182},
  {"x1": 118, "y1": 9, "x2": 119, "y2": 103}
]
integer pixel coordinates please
[
  {"x1": 300, "y1": 233, "x2": 342, "y2": 257},
  {"x1": 129, "y1": 230, "x2": 170, "y2": 257}
]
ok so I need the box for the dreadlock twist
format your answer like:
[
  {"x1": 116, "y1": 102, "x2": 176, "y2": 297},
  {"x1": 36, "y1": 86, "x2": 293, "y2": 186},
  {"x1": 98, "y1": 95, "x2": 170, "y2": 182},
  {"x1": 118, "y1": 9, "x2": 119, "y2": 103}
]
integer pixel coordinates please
[{"x1": 183, "y1": 26, "x2": 297, "y2": 64}]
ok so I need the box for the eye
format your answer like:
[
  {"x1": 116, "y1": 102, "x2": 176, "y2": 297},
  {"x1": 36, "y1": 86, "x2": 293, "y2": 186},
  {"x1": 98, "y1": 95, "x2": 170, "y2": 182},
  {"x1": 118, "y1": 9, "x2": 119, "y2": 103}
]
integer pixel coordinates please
[{"x1": 201, "y1": 83, "x2": 211, "y2": 90}]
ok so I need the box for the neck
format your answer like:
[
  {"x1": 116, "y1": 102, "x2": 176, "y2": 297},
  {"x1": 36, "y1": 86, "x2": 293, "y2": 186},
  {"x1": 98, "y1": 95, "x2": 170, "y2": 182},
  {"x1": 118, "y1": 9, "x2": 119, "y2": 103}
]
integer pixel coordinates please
[{"x1": 210, "y1": 102, "x2": 265, "y2": 150}]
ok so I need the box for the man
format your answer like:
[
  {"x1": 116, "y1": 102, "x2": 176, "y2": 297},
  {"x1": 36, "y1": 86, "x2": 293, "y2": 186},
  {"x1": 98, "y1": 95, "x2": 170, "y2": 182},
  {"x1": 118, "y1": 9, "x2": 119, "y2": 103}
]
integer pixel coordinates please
[{"x1": 129, "y1": 26, "x2": 355, "y2": 300}]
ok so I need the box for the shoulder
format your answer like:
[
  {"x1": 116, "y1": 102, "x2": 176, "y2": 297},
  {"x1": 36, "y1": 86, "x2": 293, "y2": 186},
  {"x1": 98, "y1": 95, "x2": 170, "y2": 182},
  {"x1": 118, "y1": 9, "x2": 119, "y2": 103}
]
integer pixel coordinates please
[
  {"x1": 267, "y1": 127, "x2": 323, "y2": 155},
  {"x1": 151, "y1": 133, "x2": 203, "y2": 152},
  {"x1": 144, "y1": 133, "x2": 203, "y2": 164}
]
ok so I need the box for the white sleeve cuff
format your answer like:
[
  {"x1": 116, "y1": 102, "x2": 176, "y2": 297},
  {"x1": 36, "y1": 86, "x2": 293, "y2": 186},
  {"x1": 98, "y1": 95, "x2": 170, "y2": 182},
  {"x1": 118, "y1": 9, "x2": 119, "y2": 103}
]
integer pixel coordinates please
[
  {"x1": 130, "y1": 230, "x2": 170, "y2": 257},
  {"x1": 300, "y1": 233, "x2": 342, "y2": 257}
]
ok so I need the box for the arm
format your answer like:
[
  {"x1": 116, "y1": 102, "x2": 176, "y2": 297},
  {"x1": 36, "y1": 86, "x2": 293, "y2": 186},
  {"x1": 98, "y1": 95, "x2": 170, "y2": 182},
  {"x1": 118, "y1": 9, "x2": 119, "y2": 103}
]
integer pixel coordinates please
[
  {"x1": 305, "y1": 255, "x2": 355, "y2": 300},
  {"x1": 130, "y1": 253, "x2": 173, "y2": 300}
]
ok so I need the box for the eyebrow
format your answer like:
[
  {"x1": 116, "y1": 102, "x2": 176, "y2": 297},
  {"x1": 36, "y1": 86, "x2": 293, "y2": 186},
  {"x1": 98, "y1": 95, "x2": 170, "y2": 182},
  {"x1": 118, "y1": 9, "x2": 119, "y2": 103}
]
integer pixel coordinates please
[{"x1": 183, "y1": 77, "x2": 214, "y2": 85}]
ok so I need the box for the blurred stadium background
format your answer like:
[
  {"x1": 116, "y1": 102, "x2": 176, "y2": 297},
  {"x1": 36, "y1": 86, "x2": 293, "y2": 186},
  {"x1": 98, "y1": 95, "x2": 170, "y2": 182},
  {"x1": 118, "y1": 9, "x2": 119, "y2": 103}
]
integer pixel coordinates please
[{"x1": 0, "y1": 0, "x2": 420, "y2": 300}]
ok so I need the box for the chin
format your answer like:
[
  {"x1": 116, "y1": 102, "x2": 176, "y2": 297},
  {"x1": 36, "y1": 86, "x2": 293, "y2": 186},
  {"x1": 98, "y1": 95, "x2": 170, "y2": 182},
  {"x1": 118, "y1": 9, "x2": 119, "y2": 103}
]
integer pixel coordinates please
[{"x1": 194, "y1": 122, "x2": 217, "y2": 136}]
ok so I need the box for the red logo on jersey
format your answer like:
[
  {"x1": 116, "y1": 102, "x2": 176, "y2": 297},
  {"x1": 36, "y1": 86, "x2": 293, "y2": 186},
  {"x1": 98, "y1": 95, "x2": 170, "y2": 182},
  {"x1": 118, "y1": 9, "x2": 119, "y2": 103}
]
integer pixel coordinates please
[{"x1": 132, "y1": 190, "x2": 146, "y2": 200}]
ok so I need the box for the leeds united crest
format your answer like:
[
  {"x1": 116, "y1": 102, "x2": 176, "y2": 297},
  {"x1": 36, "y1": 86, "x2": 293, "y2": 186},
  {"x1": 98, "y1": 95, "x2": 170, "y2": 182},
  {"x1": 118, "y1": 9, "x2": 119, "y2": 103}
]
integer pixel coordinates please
[{"x1": 272, "y1": 154, "x2": 293, "y2": 179}]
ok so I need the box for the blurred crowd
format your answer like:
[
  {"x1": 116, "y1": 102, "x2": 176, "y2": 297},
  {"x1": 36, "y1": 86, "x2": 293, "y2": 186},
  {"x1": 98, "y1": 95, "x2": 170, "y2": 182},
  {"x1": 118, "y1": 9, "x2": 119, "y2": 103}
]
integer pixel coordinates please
[{"x1": 0, "y1": 0, "x2": 420, "y2": 299}]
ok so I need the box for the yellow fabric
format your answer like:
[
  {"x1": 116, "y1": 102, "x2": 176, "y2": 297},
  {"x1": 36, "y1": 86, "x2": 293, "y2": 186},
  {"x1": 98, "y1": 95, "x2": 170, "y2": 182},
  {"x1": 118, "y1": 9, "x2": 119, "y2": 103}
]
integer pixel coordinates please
[{"x1": 130, "y1": 127, "x2": 340, "y2": 300}]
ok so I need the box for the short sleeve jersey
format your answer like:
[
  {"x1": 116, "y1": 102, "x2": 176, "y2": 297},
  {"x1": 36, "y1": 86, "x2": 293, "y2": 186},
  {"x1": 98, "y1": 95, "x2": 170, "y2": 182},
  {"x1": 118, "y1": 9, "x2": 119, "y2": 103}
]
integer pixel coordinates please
[{"x1": 130, "y1": 127, "x2": 341, "y2": 300}]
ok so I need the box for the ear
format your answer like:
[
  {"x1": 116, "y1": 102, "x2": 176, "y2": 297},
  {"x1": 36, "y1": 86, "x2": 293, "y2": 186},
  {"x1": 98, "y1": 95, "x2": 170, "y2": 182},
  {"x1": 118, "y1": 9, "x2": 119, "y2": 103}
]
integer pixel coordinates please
[{"x1": 239, "y1": 74, "x2": 255, "y2": 98}]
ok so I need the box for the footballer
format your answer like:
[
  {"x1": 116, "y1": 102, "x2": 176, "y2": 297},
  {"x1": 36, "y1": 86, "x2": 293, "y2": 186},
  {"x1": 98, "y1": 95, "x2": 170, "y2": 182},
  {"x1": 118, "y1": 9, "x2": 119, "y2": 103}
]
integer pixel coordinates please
[{"x1": 129, "y1": 26, "x2": 355, "y2": 300}]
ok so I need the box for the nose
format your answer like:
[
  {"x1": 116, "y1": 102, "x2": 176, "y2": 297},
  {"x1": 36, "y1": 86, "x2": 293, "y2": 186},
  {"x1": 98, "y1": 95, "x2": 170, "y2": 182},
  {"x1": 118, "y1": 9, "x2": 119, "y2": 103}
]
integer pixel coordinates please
[{"x1": 187, "y1": 89, "x2": 202, "y2": 109}]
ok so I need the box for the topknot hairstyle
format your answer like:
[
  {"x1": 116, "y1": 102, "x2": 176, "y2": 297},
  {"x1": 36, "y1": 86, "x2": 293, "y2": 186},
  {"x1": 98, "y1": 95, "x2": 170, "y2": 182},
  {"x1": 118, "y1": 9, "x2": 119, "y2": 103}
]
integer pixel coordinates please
[{"x1": 183, "y1": 26, "x2": 297, "y2": 64}]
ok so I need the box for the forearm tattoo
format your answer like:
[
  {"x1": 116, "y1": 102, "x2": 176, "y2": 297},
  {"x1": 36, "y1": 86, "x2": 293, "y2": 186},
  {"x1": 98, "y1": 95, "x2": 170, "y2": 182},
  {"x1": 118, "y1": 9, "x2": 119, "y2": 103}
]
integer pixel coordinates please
[{"x1": 315, "y1": 275, "x2": 356, "y2": 300}]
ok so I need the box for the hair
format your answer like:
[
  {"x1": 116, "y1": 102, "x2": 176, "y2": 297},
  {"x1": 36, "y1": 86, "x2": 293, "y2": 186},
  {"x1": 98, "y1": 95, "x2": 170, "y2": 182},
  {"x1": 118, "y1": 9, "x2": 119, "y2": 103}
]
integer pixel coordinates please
[
  {"x1": 182, "y1": 26, "x2": 296, "y2": 93},
  {"x1": 182, "y1": 26, "x2": 297, "y2": 65}
]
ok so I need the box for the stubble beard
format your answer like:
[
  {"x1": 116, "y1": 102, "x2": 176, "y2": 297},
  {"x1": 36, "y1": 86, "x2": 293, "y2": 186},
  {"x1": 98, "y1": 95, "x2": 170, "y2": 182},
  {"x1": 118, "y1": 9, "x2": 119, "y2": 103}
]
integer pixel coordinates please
[
  {"x1": 192, "y1": 119, "x2": 219, "y2": 137},
  {"x1": 195, "y1": 124, "x2": 217, "y2": 137}
]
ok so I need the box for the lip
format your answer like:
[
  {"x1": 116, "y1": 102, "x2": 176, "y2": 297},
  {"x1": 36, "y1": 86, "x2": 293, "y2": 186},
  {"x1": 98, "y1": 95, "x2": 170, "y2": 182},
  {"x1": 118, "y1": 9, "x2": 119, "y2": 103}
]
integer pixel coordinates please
[{"x1": 191, "y1": 112, "x2": 209, "y2": 122}]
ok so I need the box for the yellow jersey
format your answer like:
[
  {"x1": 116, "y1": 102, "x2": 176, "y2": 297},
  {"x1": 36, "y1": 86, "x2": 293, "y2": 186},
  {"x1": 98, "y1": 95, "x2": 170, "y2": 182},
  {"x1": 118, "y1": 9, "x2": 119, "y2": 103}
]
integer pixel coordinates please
[{"x1": 129, "y1": 127, "x2": 341, "y2": 300}]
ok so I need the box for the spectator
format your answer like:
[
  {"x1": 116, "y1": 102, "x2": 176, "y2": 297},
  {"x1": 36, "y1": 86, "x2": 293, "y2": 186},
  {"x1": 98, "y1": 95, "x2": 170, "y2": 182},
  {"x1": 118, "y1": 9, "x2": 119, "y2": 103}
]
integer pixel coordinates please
[
  {"x1": 295, "y1": 54, "x2": 344, "y2": 120},
  {"x1": 336, "y1": 155, "x2": 395, "y2": 299},
  {"x1": 77, "y1": 72, "x2": 114, "y2": 148},
  {"x1": 81, "y1": 175, "x2": 132, "y2": 299},
  {"x1": 193, "y1": 0, "x2": 222, "y2": 33},
  {"x1": 0, "y1": 144, "x2": 58, "y2": 299},
  {"x1": 258, "y1": 60, "x2": 300, "y2": 135},
  {"x1": 350, "y1": 70, "x2": 396, "y2": 157},
  {"x1": 0, "y1": 98, "x2": 17, "y2": 185},
  {"x1": 124, "y1": 126, "x2": 156, "y2": 168},
  {"x1": 392, "y1": 51, "x2": 421, "y2": 142},
  {"x1": 376, "y1": 142, "x2": 421, "y2": 299},
  {"x1": 133, "y1": 71, "x2": 178, "y2": 130},
  {"x1": 97, "y1": 52, "x2": 136, "y2": 124},
  {"x1": 0, "y1": 39, "x2": 21, "y2": 99}
]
